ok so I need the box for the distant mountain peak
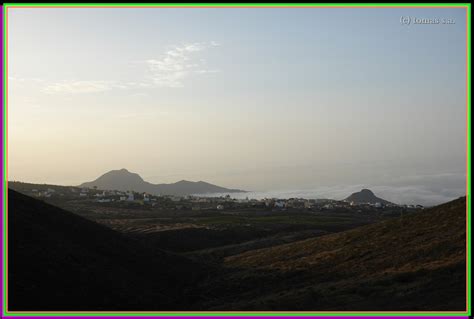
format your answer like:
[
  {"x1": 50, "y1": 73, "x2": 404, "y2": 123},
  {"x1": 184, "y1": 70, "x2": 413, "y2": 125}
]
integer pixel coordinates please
[
  {"x1": 345, "y1": 188, "x2": 391, "y2": 204},
  {"x1": 79, "y1": 169, "x2": 245, "y2": 196},
  {"x1": 111, "y1": 168, "x2": 134, "y2": 175},
  {"x1": 102, "y1": 168, "x2": 144, "y2": 180}
]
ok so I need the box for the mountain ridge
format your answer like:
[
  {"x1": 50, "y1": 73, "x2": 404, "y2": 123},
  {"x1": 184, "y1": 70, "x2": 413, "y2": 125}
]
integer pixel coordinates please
[{"x1": 79, "y1": 168, "x2": 246, "y2": 196}]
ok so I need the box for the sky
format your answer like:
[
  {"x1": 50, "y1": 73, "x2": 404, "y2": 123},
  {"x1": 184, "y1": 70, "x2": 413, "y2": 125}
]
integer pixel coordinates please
[{"x1": 7, "y1": 7, "x2": 467, "y2": 205}]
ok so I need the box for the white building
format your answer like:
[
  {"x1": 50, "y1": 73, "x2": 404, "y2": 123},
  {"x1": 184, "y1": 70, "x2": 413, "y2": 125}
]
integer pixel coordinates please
[{"x1": 274, "y1": 201, "x2": 285, "y2": 209}]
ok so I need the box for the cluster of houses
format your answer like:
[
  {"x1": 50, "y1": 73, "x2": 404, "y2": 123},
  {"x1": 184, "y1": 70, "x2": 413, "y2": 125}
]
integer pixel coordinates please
[
  {"x1": 28, "y1": 186, "x2": 152, "y2": 203},
  {"x1": 11, "y1": 182, "x2": 424, "y2": 213},
  {"x1": 28, "y1": 187, "x2": 332, "y2": 211},
  {"x1": 79, "y1": 188, "x2": 158, "y2": 204},
  {"x1": 31, "y1": 188, "x2": 56, "y2": 198}
]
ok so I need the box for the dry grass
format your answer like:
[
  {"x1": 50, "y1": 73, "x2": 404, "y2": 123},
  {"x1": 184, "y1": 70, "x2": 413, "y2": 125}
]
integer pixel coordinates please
[{"x1": 197, "y1": 197, "x2": 467, "y2": 310}]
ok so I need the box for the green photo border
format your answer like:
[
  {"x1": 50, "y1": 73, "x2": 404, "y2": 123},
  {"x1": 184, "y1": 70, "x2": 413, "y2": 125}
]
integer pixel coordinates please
[{"x1": 1, "y1": 3, "x2": 471, "y2": 317}]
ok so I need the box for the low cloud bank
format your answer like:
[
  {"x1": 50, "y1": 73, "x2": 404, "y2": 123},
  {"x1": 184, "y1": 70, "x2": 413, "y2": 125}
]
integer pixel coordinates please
[{"x1": 206, "y1": 173, "x2": 466, "y2": 206}]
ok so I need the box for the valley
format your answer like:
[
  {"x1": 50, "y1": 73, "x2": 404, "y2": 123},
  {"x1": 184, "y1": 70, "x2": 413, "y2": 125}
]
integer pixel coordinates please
[{"x1": 7, "y1": 182, "x2": 467, "y2": 311}]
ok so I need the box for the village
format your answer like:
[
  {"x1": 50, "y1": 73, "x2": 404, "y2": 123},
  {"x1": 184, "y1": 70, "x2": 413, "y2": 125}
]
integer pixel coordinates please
[{"x1": 8, "y1": 181, "x2": 423, "y2": 215}]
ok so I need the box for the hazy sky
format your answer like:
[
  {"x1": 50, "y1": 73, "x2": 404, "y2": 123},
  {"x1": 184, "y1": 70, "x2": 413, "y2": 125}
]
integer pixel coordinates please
[{"x1": 8, "y1": 7, "x2": 467, "y2": 203}]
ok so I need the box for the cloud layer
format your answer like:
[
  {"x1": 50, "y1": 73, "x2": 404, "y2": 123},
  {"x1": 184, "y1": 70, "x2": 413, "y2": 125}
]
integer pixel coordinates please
[
  {"x1": 145, "y1": 42, "x2": 220, "y2": 88},
  {"x1": 18, "y1": 42, "x2": 220, "y2": 94},
  {"x1": 205, "y1": 173, "x2": 466, "y2": 206},
  {"x1": 43, "y1": 80, "x2": 122, "y2": 94}
]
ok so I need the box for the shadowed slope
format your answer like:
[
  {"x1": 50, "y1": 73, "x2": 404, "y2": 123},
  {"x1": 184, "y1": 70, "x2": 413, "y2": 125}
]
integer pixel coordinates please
[
  {"x1": 201, "y1": 197, "x2": 466, "y2": 310},
  {"x1": 8, "y1": 189, "x2": 209, "y2": 311}
]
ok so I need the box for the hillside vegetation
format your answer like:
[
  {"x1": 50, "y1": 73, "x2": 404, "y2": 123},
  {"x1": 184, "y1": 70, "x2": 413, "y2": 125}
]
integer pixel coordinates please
[{"x1": 197, "y1": 197, "x2": 467, "y2": 310}]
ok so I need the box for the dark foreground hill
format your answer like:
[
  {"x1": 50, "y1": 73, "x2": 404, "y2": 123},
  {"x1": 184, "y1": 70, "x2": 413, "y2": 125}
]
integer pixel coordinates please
[
  {"x1": 79, "y1": 168, "x2": 245, "y2": 196},
  {"x1": 8, "y1": 189, "x2": 209, "y2": 311},
  {"x1": 198, "y1": 197, "x2": 467, "y2": 310},
  {"x1": 345, "y1": 188, "x2": 392, "y2": 204},
  {"x1": 8, "y1": 189, "x2": 466, "y2": 311}
]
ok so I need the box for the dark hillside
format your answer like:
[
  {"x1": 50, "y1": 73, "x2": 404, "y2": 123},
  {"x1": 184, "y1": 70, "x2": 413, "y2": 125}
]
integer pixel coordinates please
[
  {"x1": 8, "y1": 189, "x2": 209, "y2": 311},
  {"x1": 199, "y1": 197, "x2": 467, "y2": 310}
]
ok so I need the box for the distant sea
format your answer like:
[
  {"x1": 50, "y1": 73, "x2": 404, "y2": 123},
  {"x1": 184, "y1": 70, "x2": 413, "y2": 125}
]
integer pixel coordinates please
[{"x1": 198, "y1": 183, "x2": 465, "y2": 207}]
